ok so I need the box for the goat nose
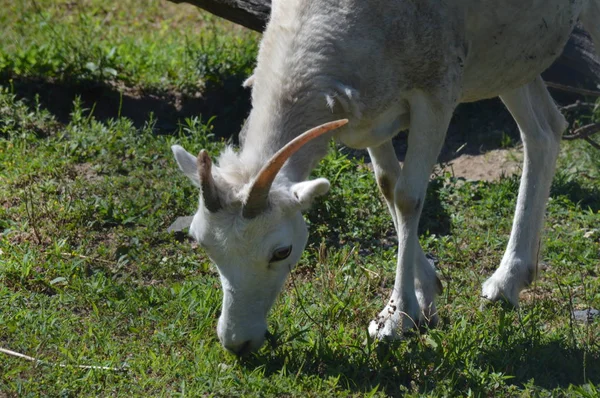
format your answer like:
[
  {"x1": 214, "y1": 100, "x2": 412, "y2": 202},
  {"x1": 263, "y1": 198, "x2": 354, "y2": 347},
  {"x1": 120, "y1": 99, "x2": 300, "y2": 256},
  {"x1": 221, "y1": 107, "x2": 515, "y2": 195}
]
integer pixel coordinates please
[{"x1": 224, "y1": 340, "x2": 252, "y2": 356}]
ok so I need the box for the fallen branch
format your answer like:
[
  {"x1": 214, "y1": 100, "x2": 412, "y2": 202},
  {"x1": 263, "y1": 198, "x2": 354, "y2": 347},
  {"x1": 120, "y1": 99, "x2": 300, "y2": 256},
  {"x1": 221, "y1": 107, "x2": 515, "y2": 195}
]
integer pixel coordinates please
[
  {"x1": 560, "y1": 101, "x2": 599, "y2": 113},
  {"x1": 546, "y1": 81, "x2": 600, "y2": 97},
  {"x1": 0, "y1": 347, "x2": 125, "y2": 371},
  {"x1": 563, "y1": 122, "x2": 600, "y2": 150},
  {"x1": 559, "y1": 98, "x2": 600, "y2": 150},
  {"x1": 169, "y1": 0, "x2": 270, "y2": 32},
  {"x1": 563, "y1": 122, "x2": 600, "y2": 140}
]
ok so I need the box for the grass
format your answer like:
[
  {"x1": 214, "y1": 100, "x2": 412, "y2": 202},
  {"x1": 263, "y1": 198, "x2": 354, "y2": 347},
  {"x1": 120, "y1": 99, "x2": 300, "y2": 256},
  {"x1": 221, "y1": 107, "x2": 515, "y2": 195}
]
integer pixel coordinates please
[
  {"x1": 0, "y1": 0, "x2": 257, "y2": 89},
  {"x1": 1, "y1": 0, "x2": 600, "y2": 396}
]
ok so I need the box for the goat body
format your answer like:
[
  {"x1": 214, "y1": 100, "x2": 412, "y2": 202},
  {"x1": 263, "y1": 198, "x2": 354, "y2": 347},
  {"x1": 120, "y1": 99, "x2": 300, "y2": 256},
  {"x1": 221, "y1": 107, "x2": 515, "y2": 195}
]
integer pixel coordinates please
[{"x1": 172, "y1": 0, "x2": 600, "y2": 355}]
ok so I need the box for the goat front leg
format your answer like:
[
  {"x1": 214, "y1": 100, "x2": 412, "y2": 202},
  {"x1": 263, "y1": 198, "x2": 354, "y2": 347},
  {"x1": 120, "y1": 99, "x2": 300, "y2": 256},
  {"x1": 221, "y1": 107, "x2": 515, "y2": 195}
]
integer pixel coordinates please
[
  {"x1": 482, "y1": 77, "x2": 567, "y2": 306},
  {"x1": 369, "y1": 94, "x2": 452, "y2": 340},
  {"x1": 368, "y1": 141, "x2": 443, "y2": 334}
]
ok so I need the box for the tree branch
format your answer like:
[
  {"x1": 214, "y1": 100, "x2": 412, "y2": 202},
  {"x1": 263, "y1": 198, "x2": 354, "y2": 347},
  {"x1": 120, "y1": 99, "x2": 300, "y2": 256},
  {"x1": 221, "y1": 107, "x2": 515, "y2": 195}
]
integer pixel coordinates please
[
  {"x1": 563, "y1": 122, "x2": 600, "y2": 140},
  {"x1": 170, "y1": 0, "x2": 271, "y2": 32},
  {"x1": 560, "y1": 101, "x2": 598, "y2": 113},
  {"x1": 546, "y1": 81, "x2": 600, "y2": 97}
]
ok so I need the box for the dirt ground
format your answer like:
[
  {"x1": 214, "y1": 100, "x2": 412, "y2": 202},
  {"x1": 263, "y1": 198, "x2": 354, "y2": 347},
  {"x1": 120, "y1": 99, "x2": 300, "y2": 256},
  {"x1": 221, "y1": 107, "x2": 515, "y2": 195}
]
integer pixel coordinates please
[
  {"x1": 434, "y1": 148, "x2": 523, "y2": 181},
  {"x1": 359, "y1": 147, "x2": 523, "y2": 182}
]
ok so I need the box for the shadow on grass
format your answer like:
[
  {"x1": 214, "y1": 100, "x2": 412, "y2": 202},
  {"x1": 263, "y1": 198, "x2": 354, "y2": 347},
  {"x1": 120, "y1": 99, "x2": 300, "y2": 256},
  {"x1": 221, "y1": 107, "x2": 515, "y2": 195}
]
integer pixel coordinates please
[
  {"x1": 551, "y1": 172, "x2": 600, "y2": 212},
  {"x1": 2, "y1": 74, "x2": 251, "y2": 141},
  {"x1": 240, "y1": 329, "x2": 599, "y2": 396},
  {"x1": 481, "y1": 338, "x2": 600, "y2": 390},
  {"x1": 242, "y1": 339, "x2": 431, "y2": 397},
  {"x1": 419, "y1": 178, "x2": 452, "y2": 237}
]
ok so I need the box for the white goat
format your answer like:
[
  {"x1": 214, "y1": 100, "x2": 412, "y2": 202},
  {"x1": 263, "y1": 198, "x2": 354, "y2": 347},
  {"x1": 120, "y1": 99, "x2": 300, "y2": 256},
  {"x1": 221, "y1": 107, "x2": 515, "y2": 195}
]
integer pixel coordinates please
[{"x1": 172, "y1": 0, "x2": 600, "y2": 355}]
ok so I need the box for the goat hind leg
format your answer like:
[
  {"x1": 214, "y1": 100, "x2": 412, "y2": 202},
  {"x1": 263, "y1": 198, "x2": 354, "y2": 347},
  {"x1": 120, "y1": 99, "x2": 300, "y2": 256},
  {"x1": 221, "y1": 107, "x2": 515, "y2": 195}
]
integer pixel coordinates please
[{"x1": 482, "y1": 77, "x2": 567, "y2": 306}]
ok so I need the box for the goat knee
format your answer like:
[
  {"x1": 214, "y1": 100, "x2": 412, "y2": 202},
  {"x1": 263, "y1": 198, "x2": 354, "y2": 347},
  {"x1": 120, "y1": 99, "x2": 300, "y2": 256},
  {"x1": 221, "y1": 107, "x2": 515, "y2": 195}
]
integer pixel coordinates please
[{"x1": 394, "y1": 185, "x2": 422, "y2": 217}]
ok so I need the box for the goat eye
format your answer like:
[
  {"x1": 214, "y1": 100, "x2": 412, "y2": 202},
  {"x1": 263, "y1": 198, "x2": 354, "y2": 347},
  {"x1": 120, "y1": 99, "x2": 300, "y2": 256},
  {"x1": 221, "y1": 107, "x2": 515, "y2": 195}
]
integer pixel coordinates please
[{"x1": 270, "y1": 246, "x2": 292, "y2": 263}]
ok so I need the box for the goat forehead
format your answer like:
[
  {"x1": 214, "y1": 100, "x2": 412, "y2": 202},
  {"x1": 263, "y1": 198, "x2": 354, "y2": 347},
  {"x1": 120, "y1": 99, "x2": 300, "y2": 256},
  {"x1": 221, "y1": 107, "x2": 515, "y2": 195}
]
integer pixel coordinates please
[{"x1": 194, "y1": 207, "x2": 293, "y2": 249}]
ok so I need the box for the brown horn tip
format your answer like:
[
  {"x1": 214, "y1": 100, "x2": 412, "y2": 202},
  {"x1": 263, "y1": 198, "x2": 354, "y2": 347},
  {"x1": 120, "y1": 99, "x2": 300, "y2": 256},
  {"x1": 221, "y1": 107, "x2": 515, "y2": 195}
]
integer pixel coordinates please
[
  {"x1": 242, "y1": 119, "x2": 348, "y2": 218},
  {"x1": 197, "y1": 150, "x2": 222, "y2": 213}
]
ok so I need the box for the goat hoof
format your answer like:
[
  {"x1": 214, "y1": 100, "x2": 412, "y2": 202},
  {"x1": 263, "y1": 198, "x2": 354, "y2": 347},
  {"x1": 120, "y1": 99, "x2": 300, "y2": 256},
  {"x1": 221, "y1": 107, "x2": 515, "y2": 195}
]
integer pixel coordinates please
[
  {"x1": 368, "y1": 301, "x2": 421, "y2": 340},
  {"x1": 481, "y1": 274, "x2": 520, "y2": 309}
]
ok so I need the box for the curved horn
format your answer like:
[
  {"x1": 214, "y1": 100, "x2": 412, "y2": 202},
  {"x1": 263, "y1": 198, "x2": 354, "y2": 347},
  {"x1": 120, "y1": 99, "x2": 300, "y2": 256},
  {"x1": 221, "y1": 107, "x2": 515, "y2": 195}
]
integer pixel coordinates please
[
  {"x1": 242, "y1": 119, "x2": 348, "y2": 218},
  {"x1": 197, "y1": 150, "x2": 222, "y2": 213}
]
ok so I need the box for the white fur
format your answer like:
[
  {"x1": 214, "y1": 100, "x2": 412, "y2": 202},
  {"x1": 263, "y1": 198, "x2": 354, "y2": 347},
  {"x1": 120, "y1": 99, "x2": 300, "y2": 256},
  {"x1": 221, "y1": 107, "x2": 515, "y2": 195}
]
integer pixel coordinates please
[{"x1": 172, "y1": 0, "x2": 600, "y2": 353}]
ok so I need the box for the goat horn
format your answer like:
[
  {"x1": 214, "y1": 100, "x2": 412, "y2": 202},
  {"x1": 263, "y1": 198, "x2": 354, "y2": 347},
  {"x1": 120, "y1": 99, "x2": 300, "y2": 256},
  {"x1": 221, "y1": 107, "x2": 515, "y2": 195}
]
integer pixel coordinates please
[
  {"x1": 242, "y1": 119, "x2": 348, "y2": 218},
  {"x1": 197, "y1": 150, "x2": 222, "y2": 213}
]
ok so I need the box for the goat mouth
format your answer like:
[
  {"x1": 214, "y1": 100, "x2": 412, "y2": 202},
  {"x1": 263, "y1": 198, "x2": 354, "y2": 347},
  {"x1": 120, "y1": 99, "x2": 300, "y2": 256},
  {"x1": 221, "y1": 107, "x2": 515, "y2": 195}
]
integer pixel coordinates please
[{"x1": 235, "y1": 340, "x2": 253, "y2": 357}]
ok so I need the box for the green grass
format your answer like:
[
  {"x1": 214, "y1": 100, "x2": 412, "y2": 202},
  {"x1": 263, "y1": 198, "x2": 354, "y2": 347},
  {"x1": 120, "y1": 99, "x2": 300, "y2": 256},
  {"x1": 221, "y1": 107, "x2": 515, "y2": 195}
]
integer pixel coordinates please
[
  {"x1": 0, "y1": 0, "x2": 258, "y2": 90},
  {"x1": 1, "y1": 1, "x2": 600, "y2": 396}
]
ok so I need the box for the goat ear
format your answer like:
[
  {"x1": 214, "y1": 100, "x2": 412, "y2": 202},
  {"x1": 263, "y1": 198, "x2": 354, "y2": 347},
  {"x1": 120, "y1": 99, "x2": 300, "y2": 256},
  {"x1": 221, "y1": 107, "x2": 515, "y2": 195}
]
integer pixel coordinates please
[
  {"x1": 291, "y1": 178, "x2": 330, "y2": 210},
  {"x1": 171, "y1": 145, "x2": 201, "y2": 188}
]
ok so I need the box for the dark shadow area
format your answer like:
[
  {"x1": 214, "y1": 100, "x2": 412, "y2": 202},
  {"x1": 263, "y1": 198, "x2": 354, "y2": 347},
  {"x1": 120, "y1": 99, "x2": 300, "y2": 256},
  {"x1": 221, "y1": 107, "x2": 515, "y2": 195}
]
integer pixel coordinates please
[
  {"x1": 551, "y1": 173, "x2": 600, "y2": 212},
  {"x1": 340, "y1": 97, "x2": 521, "y2": 167},
  {"x1": 2, "y1": 75, "x2": 252, "y2": 141},
  {"x1": 240, "y1": 339, "x2": 434, "y2": 397},
  {"x1": 480, "y1": 338, "x2": 600, "y2": 390},
  {"x1": 419, "y1": 176, "x2": 452, "y2": 237},
  {"x1": 239, "y1": 330, "x2": 599, "y2": 396}
]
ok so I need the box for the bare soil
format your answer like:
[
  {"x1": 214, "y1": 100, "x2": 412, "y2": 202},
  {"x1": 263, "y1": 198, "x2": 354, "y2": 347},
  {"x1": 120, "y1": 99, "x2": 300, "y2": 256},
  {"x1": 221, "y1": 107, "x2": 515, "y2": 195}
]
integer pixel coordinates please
[{"x1": 435, "y1": 148, "x2": 523, "y2": 181}]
